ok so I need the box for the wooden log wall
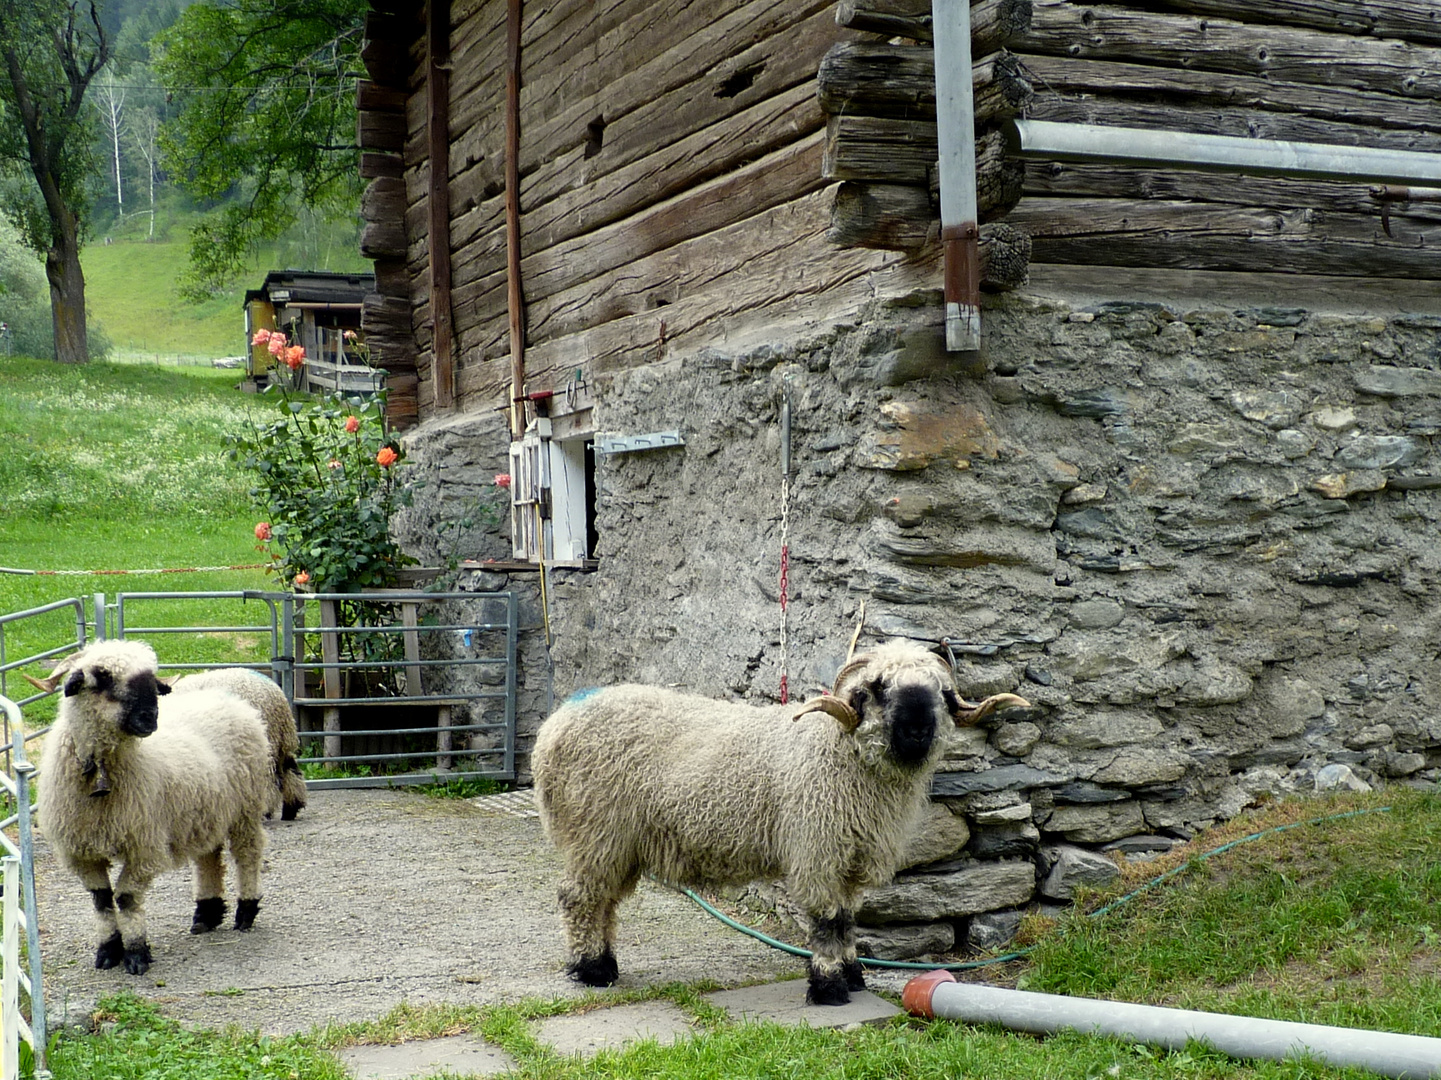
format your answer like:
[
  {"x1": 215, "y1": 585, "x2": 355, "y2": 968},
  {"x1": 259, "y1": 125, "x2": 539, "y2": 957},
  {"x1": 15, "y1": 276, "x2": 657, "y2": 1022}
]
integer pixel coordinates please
[
  {"x1": 1005, "y1": 0, "x2": 1441, "y2": 278},
  {"x1": 357, "y1": 3, "x2": 424, "y2": 429},
  {"x1": 820, "y1": 0, "x2": 1034, "y2": 289}
]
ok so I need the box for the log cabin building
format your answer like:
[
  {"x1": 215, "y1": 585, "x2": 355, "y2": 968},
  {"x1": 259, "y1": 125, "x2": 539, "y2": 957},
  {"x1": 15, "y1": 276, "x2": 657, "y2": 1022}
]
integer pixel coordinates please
[{"x1": 358, "y1": 0, "x2": 1441, "y2": 954}]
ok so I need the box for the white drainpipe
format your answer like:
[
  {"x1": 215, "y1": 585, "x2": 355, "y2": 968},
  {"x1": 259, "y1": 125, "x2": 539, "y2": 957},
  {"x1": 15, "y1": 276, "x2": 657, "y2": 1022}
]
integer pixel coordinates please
[{"x1": 904, "y1": 971, "x2": 1441, "y2": 1079}]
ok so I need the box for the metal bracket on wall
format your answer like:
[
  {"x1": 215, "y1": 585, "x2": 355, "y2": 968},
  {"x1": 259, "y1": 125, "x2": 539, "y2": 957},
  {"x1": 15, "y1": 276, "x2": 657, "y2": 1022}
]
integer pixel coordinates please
[{"x1": 593, "y1": 431, "x2": 686, "y2": 455}]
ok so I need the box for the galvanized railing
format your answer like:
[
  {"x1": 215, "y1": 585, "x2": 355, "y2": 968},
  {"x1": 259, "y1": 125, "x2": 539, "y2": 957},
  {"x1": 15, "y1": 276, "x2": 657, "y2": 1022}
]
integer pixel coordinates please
[{"x1": 0, "y1": 697, "x2": 46, "y2": 1080}]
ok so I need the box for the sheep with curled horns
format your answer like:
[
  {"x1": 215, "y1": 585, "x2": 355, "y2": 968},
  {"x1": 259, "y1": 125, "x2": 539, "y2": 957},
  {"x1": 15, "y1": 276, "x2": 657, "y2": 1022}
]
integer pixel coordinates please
[{"x1": 531, "y1": 639, "x2": 1029, "y2": 1004}]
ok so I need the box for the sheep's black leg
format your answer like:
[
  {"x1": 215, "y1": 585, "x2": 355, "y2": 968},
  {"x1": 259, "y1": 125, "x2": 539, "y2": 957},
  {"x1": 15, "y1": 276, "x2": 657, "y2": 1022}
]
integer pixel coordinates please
[
  {"x1": 235, "y1": 898, "x2": 261, "y2": 931},
  {"x1": 115, "y1": 892, "x2": 152, "y2": 975},
  {"x1": 806, "y1": 910, "x2": 859, "y2": 1005},
  {"x1": 95, "y1": 931, "x2": 124, "y2": 970},
  {"x1": 566, "y1": 948, "x2": 619, "y2": 987},
  {"x1": 191, "y1": 897, "x2": 227, "y2": 934}
]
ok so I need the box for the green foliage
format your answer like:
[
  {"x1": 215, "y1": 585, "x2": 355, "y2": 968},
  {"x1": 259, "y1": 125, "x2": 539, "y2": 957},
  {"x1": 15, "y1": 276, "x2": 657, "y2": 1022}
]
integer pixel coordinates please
[
  {"x1": 49, "y1": 992, "x2": 348, "y2": 1080},
  {"x1": 153, "y1": 0, "x2": 367, "y2": 298},
  {"x1": 227, "y1": 382, "x2": 415, "y2": 592},
  {"x1": 0, "y1": 219, "x2": 54, "y2": 358},
  {"x1": 0, "y1": 0, "x2": 107, "y2": 253}
]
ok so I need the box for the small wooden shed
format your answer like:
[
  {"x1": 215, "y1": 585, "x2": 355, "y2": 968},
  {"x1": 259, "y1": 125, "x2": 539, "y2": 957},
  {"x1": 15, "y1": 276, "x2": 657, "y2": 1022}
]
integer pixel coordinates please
[{"x1": 243, "y1": 269, "x2": 379, "y2": 393}]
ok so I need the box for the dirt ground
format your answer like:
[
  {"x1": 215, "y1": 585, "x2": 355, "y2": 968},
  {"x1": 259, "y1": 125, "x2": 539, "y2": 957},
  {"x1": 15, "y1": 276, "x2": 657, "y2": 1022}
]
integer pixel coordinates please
[{"x1": 31, "y1": 787, "x2": 810, "y2": 1036}]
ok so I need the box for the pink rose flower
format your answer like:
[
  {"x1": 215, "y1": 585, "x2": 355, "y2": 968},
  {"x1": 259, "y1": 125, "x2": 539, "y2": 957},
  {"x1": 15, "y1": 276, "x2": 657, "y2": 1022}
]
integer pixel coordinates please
[
  {"x1": 494, "y1": 473, "x2": 511, "y2": 488},
  {"x1": 255, "y1": 522, "x2": 272, "y2": 541},
  {"x1": 344, "y1": 416, "x2": 360, "y2": 433}
]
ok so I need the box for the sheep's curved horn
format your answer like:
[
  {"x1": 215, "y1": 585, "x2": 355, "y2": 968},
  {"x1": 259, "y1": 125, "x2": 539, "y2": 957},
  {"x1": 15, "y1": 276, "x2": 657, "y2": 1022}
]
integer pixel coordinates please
[
  {"x1": 793, "y1": 694, "x2": 860, "y2": 731},
  {"x1": 21, "y1": 671, "x2": 58, "y2": 695},
  {"x1": 952, "y1": 692, "x2": 1031, "y2": 726}
]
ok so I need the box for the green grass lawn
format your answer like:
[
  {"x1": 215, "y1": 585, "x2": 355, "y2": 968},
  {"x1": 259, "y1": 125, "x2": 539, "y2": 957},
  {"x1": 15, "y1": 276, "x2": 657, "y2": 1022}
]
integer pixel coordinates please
[{"x1": 80, "y1": 221, "x2": 369, "y2": 361}]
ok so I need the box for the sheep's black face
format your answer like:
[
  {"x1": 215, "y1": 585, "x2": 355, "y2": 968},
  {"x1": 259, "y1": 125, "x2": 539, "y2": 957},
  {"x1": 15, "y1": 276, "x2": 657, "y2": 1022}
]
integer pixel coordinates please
[
  {"x1": 883, "y1": 683, "x2": 940, "y2": 769},
  {"x1": 67, "y1": 665, "x2": 160, "y2": 737}
]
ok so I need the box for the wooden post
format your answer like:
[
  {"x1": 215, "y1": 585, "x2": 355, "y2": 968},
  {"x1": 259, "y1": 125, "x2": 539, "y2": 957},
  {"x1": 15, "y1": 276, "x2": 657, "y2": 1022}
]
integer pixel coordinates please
[
  {"x1": 320, "y1": 599, "x2": 343, "y2": 767},
  {"x1": 933, "y1": 0, "x2": 981, "y2": 351},
  {"x1": 427, "y1": 0, "x2": 455, "y2": 409},
  {"x1": 401, "y1": 601, "x2": 423, "y2": 696}
]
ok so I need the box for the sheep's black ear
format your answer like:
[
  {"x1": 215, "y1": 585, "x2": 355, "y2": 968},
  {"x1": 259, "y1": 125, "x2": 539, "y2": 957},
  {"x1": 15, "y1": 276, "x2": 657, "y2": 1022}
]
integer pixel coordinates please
[
  {"x1": 63, "y1": 670, "x2": 88, "y2": 697},
  {"x1": 156, "y1": 680, "x2": 172, "y2": 696}
]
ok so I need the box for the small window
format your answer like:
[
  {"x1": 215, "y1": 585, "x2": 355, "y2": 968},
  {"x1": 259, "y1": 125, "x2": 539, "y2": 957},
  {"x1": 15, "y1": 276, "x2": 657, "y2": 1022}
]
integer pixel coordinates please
[{"x1": 508, "y1": 423, "x2": 594, "y2": 565}]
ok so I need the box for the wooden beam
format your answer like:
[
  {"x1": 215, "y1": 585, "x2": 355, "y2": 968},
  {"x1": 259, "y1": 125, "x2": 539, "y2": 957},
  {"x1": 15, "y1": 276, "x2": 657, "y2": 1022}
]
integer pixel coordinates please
[
  {"x1": 427, "y1": 0, "x2": 455, "y2": 410},
  {"x1": 1007, "y1": 196, "x2": 1441, "y2": 278},
  {"x1": 1020, "y1": 0, "x2": 1441, "y2": 101},
  {"x1": 505, "y1": 0, "x2": 525, "y2": 437},
  {"x1": 837, "y1": 0, "x2": 1032, "y2": 49},
  {"x1": 1140, "y1": 0, "x2": 1441, "y2": 48},
  {"x1": 818, "y1": 46, "x2": 1032, "y2": 123},
  {"x1": 359, "y1": 151, "x2": 405, "y2": 180}
]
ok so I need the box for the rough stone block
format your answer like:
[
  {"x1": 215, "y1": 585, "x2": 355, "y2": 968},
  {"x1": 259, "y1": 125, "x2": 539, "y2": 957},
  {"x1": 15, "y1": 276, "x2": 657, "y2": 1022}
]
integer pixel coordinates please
[
  {"x1": 1040, "y1": 843, "x2": 1121, "y2": 901},
  {"x1": 858, "y1": 859, "x2": 1035, "y2": 923}
]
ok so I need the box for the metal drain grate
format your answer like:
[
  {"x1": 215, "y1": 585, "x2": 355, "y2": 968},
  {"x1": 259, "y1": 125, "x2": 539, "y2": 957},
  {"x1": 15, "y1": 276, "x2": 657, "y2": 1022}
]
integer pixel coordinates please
[{"x1": 471, "y1": 788, "x2": 540, "y2": 818}]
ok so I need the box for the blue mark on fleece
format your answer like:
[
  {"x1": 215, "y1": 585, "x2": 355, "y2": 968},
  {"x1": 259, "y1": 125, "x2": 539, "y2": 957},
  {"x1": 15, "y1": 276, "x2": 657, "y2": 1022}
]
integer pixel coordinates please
[{"x1": 566, "y1": 687, "x2": 602, "y2": 705}]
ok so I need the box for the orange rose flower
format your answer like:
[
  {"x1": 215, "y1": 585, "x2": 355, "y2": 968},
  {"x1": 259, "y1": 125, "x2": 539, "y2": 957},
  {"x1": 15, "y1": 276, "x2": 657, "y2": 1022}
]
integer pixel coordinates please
[
  {"x1": 254, "y1": 522, "x2": 272, "y2": 541},
  {"x1": 376, "y1": 446, "x2": 399, "y2": 468},
  {"x1": 344, "y1": 415, "x2": 360, "y2": 433},
  {"x1": 294, "y1": 571, "x2": 311, "y2": 585}
]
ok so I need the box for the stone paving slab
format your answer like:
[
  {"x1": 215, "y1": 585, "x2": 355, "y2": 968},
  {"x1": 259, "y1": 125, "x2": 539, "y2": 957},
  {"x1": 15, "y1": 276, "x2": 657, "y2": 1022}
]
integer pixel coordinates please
[
  {"x1": 704, "y1": 980, "x2": 904, "y2": 1029},
  {"x1": 536, "y1": 1000, "x2": 698, "y2": 1057},
  {"x1": 339, "y1": 1035, "x2": 517, "y2": 1079}
]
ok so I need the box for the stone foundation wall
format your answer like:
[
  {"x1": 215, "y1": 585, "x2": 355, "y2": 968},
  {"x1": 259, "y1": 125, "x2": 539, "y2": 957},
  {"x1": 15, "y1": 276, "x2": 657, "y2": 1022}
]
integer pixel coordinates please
[{"x1": 396, "y1": 284, "x2": 1441, "y2": 955}]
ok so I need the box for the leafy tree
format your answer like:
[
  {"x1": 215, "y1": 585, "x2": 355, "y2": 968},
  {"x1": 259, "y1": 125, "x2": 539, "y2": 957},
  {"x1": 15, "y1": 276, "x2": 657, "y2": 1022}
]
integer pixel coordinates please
[
  {"x1": 0, "y1": 0, "x2": 111, "y2": 363},
  {"x1": 154, "y1": 0, "x2": 366, "y2": 299}
]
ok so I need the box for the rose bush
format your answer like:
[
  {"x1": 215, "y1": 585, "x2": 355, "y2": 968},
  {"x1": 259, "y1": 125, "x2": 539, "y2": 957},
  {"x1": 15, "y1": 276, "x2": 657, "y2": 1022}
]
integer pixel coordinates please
[{"x1": 228, "y1": 335, "x2": 414, "y2": 592}]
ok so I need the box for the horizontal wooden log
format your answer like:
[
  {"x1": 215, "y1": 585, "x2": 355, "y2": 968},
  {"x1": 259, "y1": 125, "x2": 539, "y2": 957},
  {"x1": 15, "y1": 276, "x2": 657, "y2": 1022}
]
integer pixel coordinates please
[
  {"x1": 371, "y1": 258, "x2": 410, "y2": 299},
  {"x1": 360, "y1": 26, "x2": 417, "y2": 88},
  {"x1": 837, "y1": 0, "x2": 1033, "y2": 50},
  {"x1": 360, "y1": 220, "x2": 408, "y2": 261},
  {"x1": 357, "y1": 80, "x2": 408, "y2": 113},
  {"x1": 1025, "y1": 160, "x2": 1441, "y2": 224},
  {"x1": 359, "y1": 111, "x2": 407, "y2": 153},
  {"x1": 1020, "y1": 0, "x2": 1441, "y2": 101},
  {"x1": 1018, "y1": 53, "x2": 1441, "y2": 136},
  {"x1": 824, "y1": 116, "x2": 935, "y2": 184},
  {"x1": 818, "y1": 45, "x2": 1031, "y2": 121},
  {"x1": 359, "y1": 151, "x2": 405, "y2": 181},
  {"x1": 829, "y1": 183, "x2": 933, "y2": 248},
  {"x1": 361, "y1": 176, "x2": 406, "y2": 223},
  {"x1": 828, "y1": 130, "x2": 1024, "y2": 248},
  {"x1": 362, "y1": 294, "x2": 414, "y2": 337},
  {"x1": 1006, "y1": 196, "x2": 1441, "y2": 278},
  {"x1": 1141, "y1": 0, "x2": 1441, "y2": 47}
]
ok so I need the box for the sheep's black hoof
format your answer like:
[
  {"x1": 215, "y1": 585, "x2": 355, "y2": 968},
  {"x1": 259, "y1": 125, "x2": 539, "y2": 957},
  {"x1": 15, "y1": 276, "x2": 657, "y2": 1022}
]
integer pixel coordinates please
[
  {"x1": 95, "y1": 932, "x2": 124, "y2": 970},
  {"x1": 123, "y1": 941, "x2": 152, "y2": 976},
  {"x1": 806, "y1": 967, "x2": 852, "y2": 1006},
  {"x1": 281, "y1": 801, "x2": 302, "y2": 821},
  {"x1": 566, "y1": 949, "x2": 619, "y2": 987},
  {"x1": 843, "y1": 959, "x2": 867, "y2": 992},
  {"x1": 235, "y1": 898, "x2": 261, "y2": 931},
  {"x1": 191, "y1": 897, "x2": 227, "y2": 934}
]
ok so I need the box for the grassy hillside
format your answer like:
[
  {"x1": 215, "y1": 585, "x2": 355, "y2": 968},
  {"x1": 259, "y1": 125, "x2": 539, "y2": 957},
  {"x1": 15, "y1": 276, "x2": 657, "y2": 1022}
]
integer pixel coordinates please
[{"x1": 81, "y1": 216, "x2": 369, "y2": 361}]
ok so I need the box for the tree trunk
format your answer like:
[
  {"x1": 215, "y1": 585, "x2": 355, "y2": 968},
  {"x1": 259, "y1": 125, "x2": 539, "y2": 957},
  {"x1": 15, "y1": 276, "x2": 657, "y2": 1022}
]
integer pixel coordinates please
[{"x1": 47, "y1": 216, "x2": 88, "y2": 364}]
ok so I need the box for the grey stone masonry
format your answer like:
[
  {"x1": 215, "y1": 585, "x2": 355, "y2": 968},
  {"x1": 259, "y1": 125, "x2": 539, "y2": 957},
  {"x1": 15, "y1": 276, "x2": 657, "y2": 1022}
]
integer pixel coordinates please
[{"x1": 394, "y1": 280, "x2": 1441, "y2": 959}]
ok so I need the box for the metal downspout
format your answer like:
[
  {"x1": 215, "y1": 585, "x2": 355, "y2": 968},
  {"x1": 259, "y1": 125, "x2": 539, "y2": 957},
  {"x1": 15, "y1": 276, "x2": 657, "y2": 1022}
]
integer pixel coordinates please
[{"x1": 932, "y1": 0, "x2": 980, "y2": 352}]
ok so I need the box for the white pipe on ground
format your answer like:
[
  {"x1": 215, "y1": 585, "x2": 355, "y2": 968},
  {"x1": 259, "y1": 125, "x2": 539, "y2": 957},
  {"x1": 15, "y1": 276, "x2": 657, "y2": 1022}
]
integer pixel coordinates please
[{"x1": 903, "y1": 971, "x2": 1441, "y2": 1079}]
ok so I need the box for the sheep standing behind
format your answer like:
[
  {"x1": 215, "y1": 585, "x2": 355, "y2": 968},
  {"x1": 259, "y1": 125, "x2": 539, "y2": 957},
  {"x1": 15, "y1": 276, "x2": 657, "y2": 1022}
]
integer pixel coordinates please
[
  {"x1": 532, "y1": 640, "x2": 1028, "y2": 1004},
  {"x1": 29, "y1": 640, "x2": 274, "y2": 975},
  {"x1": 168, "y1": 667, "x2": 308, "y2": 820}
]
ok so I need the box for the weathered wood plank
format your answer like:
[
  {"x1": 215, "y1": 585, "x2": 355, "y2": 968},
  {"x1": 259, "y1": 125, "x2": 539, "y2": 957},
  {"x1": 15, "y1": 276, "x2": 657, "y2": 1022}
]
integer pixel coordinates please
[
  {"x1": 818, "y1": 45, "x2": 1032, "y2": 122},
  {"x1": 1029, "y1": 96, "x2": 1441, "y2": 156},
  {"x1": 1018, "y1": 53, "x2": 1441, "y2": 135},
  {"x1": 360, "y1": 220, "x2": 408, "y2": 260},
  {"x1": 837, "y1": 0, "x2": 1033, "y2": 48},
  {"x1": 1142, "y1": 0, "x2": 1441, "y2": 47},
  {"x1": 827, "y1": 129, "x2": 1023, "y2": 247},
  {"x1": 357, "y1": 80, "x2": 407, "y2": 113},
  {"x1": 429, "y1": 0, "x2": 456, "y2": 411},
  {"x1": 450, "y1": 133, "x2": 831, "y2": 344},
  {"x1": 1020, "y1": 0, "x2": 1441, "y2": 100},
  {"x1": 360, "y1": 151, "x2": 405, "y2": 180},
  {"x1": 1026, "y1": 160, "x2": 1441, "y2": 221},
  {"x1": 1007, "y1": 196, "x2": 1441, "y2": 277},
  {"x1": 359, "y1": 111, "x2": 407, "y2": 153}
]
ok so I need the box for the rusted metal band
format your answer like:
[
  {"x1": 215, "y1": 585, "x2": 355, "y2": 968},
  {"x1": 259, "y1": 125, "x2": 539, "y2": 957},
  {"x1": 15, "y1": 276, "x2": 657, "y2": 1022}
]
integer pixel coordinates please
[{"x1": 942, "y1": 222, "x2": 981, "y2": 307}]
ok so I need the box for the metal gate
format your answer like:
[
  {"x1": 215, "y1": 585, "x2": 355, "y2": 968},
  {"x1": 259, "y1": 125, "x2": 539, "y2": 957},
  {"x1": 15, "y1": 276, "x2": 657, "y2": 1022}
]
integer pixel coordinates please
[{"x1": 2, "y1": 588, "x2": 520, "y2": 787}]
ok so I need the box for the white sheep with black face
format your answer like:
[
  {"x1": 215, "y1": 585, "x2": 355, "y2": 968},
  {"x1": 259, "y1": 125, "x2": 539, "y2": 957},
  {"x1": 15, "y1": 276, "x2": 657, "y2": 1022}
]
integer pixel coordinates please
[
  {"x1": 531, "y1": 639, "x2": 1029, "y2": 1004},
  {"x1": 167, "y1": 667, "x2": 308, "y2": 821},
  {"x1": 28, "y1": 640, "x2": 273, "y2": 976}
]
